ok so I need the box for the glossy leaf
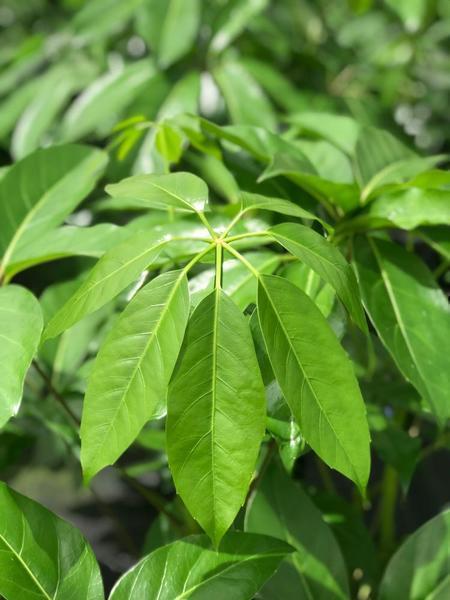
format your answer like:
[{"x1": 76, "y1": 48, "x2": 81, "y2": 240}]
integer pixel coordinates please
[
  {"x1": 418, "y1": 226, "x2": 450, "y2": 261},
  {"x1": 6, "y1": 224, "x2": 128, "y2": 279},
  {"x1": 105, "y1": 172, "x2": 208, "y2": 214},
  {"x1": 363, "y1": 187, "x2": 450, "y2": 230},
  {"x1": 257, "y1": 275, "x2": 370, "y2": 489},
  {"x1": 354, "y1": 237, "x2": 450, "y2": 424},
  {"x1": 246, "y1": 462, "x2": 350, "y2": 599},
  {"x1": 0, "y1": 285, "x2": 43, "y2": 428},
  {"x1": 110, "y1": 531, "x2": 292, "y2": 599},
  {"x1": 379, "y1": 509, "x2": 450, "y2": 599},
  {"x1": 239, "y1": 190, "x2": 328, "y2": 228},
  {"x1": 167, "y1": 289, "x2": 266, "y2": 545},
  {"x1": 81, "y1": 270, "x2": 190, "y2": 482},
  {"x1": 43, "y1": 229, "x2": 189, "y2": 341},
  {"x1": 0, "y1": 481, "x2": 103, "y2": 600},
  {"x1": 269, "y1": 223, "x2": 367, "y2": 331},
  {"x1": 0, "y1": 145, "x2": 108, "y2": 277}
]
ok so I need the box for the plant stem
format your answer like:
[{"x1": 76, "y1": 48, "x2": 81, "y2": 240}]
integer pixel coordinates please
[
  {"x1": 33, "y1": 361, "x2": 81, "y2": 427},
  {"x1": 221, "y1": 210, "x2": 244, "y2": 238},
  {"x1": 225, "y1": 231, "x2": 270, "y2": 243},
  {"x1": 182, "y1": 243, "x2": 215, "y2": 275},
  {"x1": 379, "y1": 465, "x2": 398, "y2": 558},
  {"x1": 198, "y1": 211, "x2": 217, "y2": 238},
  {"x1": 222, "y1": 242, "x2": 259, "y2": 278},
  {"x1": 215, "y1": 242, "x2": 223, "y2": 289}
]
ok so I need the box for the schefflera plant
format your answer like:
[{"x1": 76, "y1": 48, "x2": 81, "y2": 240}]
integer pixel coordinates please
[{"x1": 44, "y1": 171, "x2": 371, "y2": 546}]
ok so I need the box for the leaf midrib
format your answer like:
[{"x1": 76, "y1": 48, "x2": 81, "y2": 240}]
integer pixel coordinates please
[
  {"x1": 369, "y1": 239, "x2": 437, "y2": 417},
  {"x1": 1, "y1": 152, "x2": 102, "y2": 273},
  {"x1": 0, "y1": 532, "x2": 53, "y2": 600},
  {"x1": 84, "y1": 271, "x2": 186, "y2": 466},
  {"x1": 175, "y1": 551, "x2": 288, "y2": 599}
]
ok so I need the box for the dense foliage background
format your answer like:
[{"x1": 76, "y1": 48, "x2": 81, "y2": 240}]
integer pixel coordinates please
[{"x1": 0, "y1": 0, "x2": 449, "y2": 598}]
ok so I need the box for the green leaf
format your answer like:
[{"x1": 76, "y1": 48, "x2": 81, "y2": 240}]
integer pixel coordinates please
[
  {"x1": 354, "y1": 237, "x2": 450, "y2": 424},
  {"x1": 61, "y1": 60, "x2": 156, "y2": 142},
  {"x1": 418, "y1": 226, "x2": 450, "y2": 261},
  {"x1": 245, "y1": 462, "x2": 350, "y2": 599},
  {"x1": 147, "y1": 0, "x2": 201, "y2": 68},
  {"x1": 259, "y1": 151, "x2": 360, "y2": 213},
  {"x1": 269, "y1": 223, "x2": 367, "y2": 332},
  {"x1": 379, "y1": 509, "x2": 450, "y2": 599},
  {"x1": 72, "y1": 0, "x2": 145, "y2": 43},
  {"x1": 353, "y1": 126, "x2": 436, "y2": 202},
  {"x1": 384, "y1": 0, "x2": 430, "y2": 31},
  {"x1": 239, "y1": 191, "x2": 330, "y2": 229},
  {"x1": 0, "y1": 481, "x2": 103, "y2": 600},
  {"x1": 364, "y1": 188, "x2": 450, "y2": 230},
  {"x1": 167, "y1": 289, "x2": 266, "y2": 545},
  {"x1": 0, "y1": 145, "x2": 108, "y2": 278},
  {"x1": 81, "y1": 270, "x2": 190, "y2": 482},
  {"x1": 257, "y1": 275, "x2": 370, "y2": 490},
  {"x1": 209, "y1": 0, "x2": 269, "y2": 54},
  {"x1": 110, "y1": 531, "x2": 292, "y2": 599},
  {"x1": 11, "y1": 60, "x2": 96, "y2": 159},
  {"x1": 134, "y1": 72, "x2": 200, "y2": 174},
  {"x1": 287, "y1": 112, "x2": 360, "y2": 155},
  {"x1": 105, "y1": 172, "x2": 208, "y2": 214},
  {"x1": 5, "y1": 224, "x2": 128, "y2": 279},
  {"x1": 281, "y1": 261, "x2": 335, "y2": 318},
  {"x1": 189, "y1": 251, "x2": 281, "y2": 309},
  {"x1": 213, "y1": 59, "x2": 277, "y2": 131},
  {"x1": 0, "y1": 285, "x2": 43, "y2": 428},
  {"x1": 43, "y1": 229, "x2": 188, "y2": 341}
]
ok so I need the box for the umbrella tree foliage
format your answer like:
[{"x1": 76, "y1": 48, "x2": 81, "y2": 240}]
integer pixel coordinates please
[{"x1": 0, "y1": 0, "x2": 449, "y2": 598}]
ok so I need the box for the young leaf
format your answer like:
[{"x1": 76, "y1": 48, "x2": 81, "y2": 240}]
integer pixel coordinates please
[
  {"x1": 257, "y1": 275, "x2": 370, "y2": 490},
  {"x1": 167, "y1": 289, "x2": 266, "y2": 545},
  {"x1": 105, "y1": 172, "x2": 208, "y2": 214},
  {"x1": 81, "y1": 270, "x2": 190, "y2": 482},
  {"x1": 0, "y1": 144, "x2": 108, "y2": 277},
  {"x1": 109, "y1": 532, "x2": 293, "y2": 599},
  {"x1": 0, "y1": 285, "x2": 43, "y2": 428},
  {"x1": 379, "y1": 509, "x2": 450, "y2": 599},
  {"x1": 43, "y1": 230, "x2": 183, "y2": 341},
  {"x1": 354, "y1": 237, "x2": 450, "y2": 424},
  {"x1": 269, "y1": 223, "x2": 367, "y2": 331},
  {"x1": 0, "y1": 481, "x2": 103, "y2": 600},
  {"x1": 246, "y1": 462, "x2": 350, "y2": 599}
]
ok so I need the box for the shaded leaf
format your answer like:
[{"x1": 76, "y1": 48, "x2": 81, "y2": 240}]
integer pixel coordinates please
[
  {"x1": 354, "y1": 237, "x2": 450, "y2": 424},
  {"x1": 257, "y1": 275, "x2": 370, "y2": 489},
  {"x1": 0, "y1": 481, "x2": 103, "y2": 600},
  {"x1": 246, "y1": 462, "x2": 350, "y2": 599},
  {"x1": 0, "y1": 285, "x2": 43, "y2": 428},
  {"x1": 269, "y1": 223, "x2": 367, "y2": 331},
  {"x1": 379, "y1": 509, "x2": 450, "y2": 599}
]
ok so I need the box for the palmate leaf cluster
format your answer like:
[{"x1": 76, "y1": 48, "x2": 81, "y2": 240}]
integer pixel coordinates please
[{"x1": 0, "y1": 0, "x2": 449, "y2": 598}]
